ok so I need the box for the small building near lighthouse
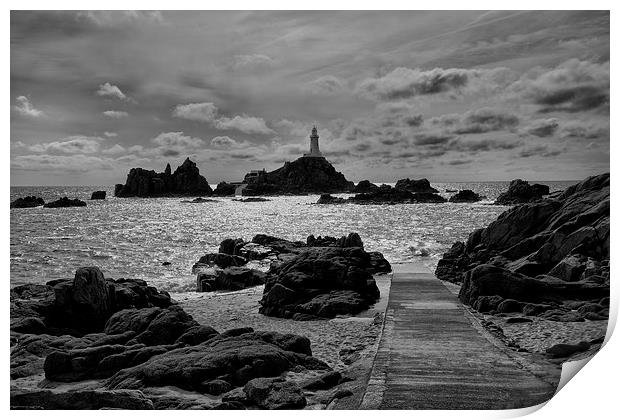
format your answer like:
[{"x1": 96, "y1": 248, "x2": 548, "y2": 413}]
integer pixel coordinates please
[{"x1": 304, "y1": 126, "x2": 323, "y2": 157}]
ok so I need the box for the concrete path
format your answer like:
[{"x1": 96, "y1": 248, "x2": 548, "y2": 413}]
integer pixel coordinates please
[{"x1": 361, "y1": 263, "x2": 558, "y2": 410}]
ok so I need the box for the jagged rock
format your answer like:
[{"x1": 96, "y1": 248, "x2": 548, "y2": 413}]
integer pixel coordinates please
[
  {"x1": 197, "y1": 267, "x2": 266, "y2": 292},
  {"x1": 193, "y1": 253, "x2": 247, "y2": 270},
  {"x1": 10, "y1": 388, "x2": 154, "y2": 410},
  {"x1": 259, "y1": 247, "x2": 380, "y2": 319},
  {"x1": 241, "y1": 156, "x2": 354, "y2": 196},
  {"x1": 243, "y1": 377, "x2": 306, "y2": 409},
  {"x1": 435, "y1": 173, "x2": 609, "y2": 321},
  {"x1": 115, "y1": 158, "x2": 212, "y2": 197},
  {"x1": 213, "y1": 182, "x2": 236, "y2": 196},
  {"x1": 353, "y1": 180, "x2": 379, "y2": 193},
  {"x1": 219, "y1": 238, "x2": 246, "y2": 256},
  {"x1": 90, "y1": 191, "x2": 106, "y2": 200},
  {"x1": 347, "y1": 186, "x2": 446, "y2": 204},
  {"x1": 459, "y1": 264, "x2": 608, "y2": 307},
  {"x1": 395, "y1": 178, "x2": 439, "y2": 193},
  {"x1": 449, "y1": 190, "x2": 481, "y2": 203},
  {"x1": 495, "y1": 179, "x2": 550, "y2": 205},
  {"x1": 43, "y1": 197, "x2": 86, "y2": 208},
  {"x1": 316, "y1": 194, "x2": 346, "y2": 204},
  {"x1": 10, "y1": 196, "x2": 44, "y2": 208}
]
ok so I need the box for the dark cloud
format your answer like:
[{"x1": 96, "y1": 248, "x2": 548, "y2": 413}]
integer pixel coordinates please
[
  {"x1": 513, "y1": 59, "x2": 609, "y2": 113},
  {"x1": 518, "y1": 145, "x2": 562, "y2": 158},
  {"x1": 413, "y1": 132, "x2": 453, "y2": 146},
  {"x1": 162, "y1": 149, "x2": 180, "y2": 157},
  {"x1": 453, "y1": 108, "x2": 519, "y2": 134},
  {"x1": 448, "y1": 159, "x2": 472, "y2": 165},
  {"x1": 448, "y1": 138, "x2": 521, "y2": 152},
  {"x1": 535, "y1": 86, "x2": 608, "y2": 113},
  {"x1": 525, "y1": 118, "x2": 559, "y2": 137}
]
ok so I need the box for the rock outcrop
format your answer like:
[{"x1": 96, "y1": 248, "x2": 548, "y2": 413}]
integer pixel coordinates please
[
  {"x1": 394, "y1": 178, "x2": 439, "y2": 193},
  {"x1": 11, "y1": 266, "x2": 332, "y2": 410},
  {"x1": 449, "y1": 190, "x2": 481, "y2": 203},
  {"x1": 317, "y1": 184, "x2": 446, "y2": 205},
  {"x1": 115, "y1": 158, "x2": 212, "y2": 197},
  {"x1": 495, "y1": 179, "x2": 550, "y2": 205},
  {"x1": 43, "y1": 197, "x2": 86, "y2": 208},
  {"x1": 252, "y1": 233, "x2": 389, "y2": 320},
  {"x1": 213, "y1": 182, "x2": 236, "y2": 196},
  {"x1": 10, "y1": 196, "x2": 45, "y2": 208},
  {"x1": 241, "y1": 156, "x2": 354, "y2": 196},
  {"x1": 435, "y1": 173, "x2": 609, "y2": 322},
  {"x1": 90, "y1": 191, "x2": 106, "y2": 200},
  {"x1": 353, "y1": 180, "x2": 379, "y2": 193}
]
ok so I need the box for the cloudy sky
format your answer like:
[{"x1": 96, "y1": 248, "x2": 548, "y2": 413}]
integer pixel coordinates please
[{"x1": 10, "y1": 10, "x2": 609, "y2": 185}]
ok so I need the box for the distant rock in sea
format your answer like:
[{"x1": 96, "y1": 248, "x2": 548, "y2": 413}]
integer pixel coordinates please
[
  {"x1": 213, "y1": 182, "x2": 236, "y2": 196},
  {"x1": 233, "y1": 197, "x2": 270, "y2": 203},
  {"x1": 317, "y1": 184, "x2": 446, "y2": 205},
  {"x1": 241, "y1": 156, "x2": 354, "y2": 196},
  {"x1": 394, "y1": 178, "x2": 439, "y2": 193},
  {"x1": 494, "y1": 179, "x2": 550, "y2": 205},
  {"x1": 181, "y1": 197, "x2": 218, "y2": 203},
  {"x1": 43, "y1": 197, "x2": 86, "y2": 208},
  {"x1": 115, "y1": 158, "x2": 213, "y2": 197},
  {"x1": 353, "y1": 180, "x2": 379, "y2": 193},
  {"x1": 448, "y1": 190, "x2": 481, "y2": 203},
  {"x1": 436, "y1": 173, "x2": 609, "y2": 324},
  {"x1": 90, "y1": 191, "x2": 106, "y2": 200},
  {"x1": 10, "y1": 196, "x2": 44, "y2": 208}
]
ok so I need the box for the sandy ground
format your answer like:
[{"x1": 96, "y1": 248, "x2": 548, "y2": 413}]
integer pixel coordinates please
[
  {"x1": 173, "y1": 273, "x2": 390, "y2": 372},
  {"x1": 440, "y1": 279, "x2": 607, "y2": 356}
]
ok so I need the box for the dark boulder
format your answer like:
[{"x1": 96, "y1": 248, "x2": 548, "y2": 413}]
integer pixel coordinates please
[
  {"x1": 213, "y1": 182, "x2": 237, "y2": 196},
  {"x1": 353, "y1": 180, "x2": 379, "y2": 193},
  {"x1": 197, "y1": 267, "x2": 266, "y2": 292},
  {"x1": 115, "y1": 158, "x2": 213, "y2": 197},
  {"x1": 316, "y1": 194, "x2": 347, "y2": 204},
  {"x1": 243, "y1": 377, "x2": 306, "y2": 409},
  {"x1": 181, "y1": 197, "x2": 218, "y2": 203},
  {"x1": 233, "y1": 197, "x2": 270, "y2": 202},
  {"x1": 449, "y1": 190, "x2": 481, "y2": 203},
  {"x1": 193, "y1": 253, "x2": 247, "y2": 270},
  {"x1": 394, "y1": 178, "x2": 438, "y2": 193},
  {"x1": 495, "y1": 179, "x2": 549, "y2": 205},
  {"x1": 10, "y1": 196, "x2": 44, "y2": 208},
  {"x1": 90, "y1": 190, "x2": 106, "y2": 200},
  {"x1": 105, "y1": 332, "x2": 329, "y2": 392},
  {"x1": 259, "y1": 246, "x2": 380, "y2": 319},
  {"x1": 43, "y1": 197, "x2": 86, "y2": 208},
  {"x1": 219, "y1": 238, "x2": 246, "y2": 256}
]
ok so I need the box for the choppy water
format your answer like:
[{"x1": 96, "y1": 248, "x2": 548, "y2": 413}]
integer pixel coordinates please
[{"x1": 10, "y1": 181, "x2": 575, "y2": 292}]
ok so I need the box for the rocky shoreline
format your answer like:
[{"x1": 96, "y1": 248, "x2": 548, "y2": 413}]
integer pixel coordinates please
[
  {"x1": 436, "y1": 173, "x2": 610, "y2": 360},
  {"x1": 10, "y1": 233, "x2": 391, "y2": 410}
]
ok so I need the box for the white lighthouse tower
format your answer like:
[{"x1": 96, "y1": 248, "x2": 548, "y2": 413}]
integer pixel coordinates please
[{"x1": 304, "y1": 126, "x2": 323, "y2": 157}]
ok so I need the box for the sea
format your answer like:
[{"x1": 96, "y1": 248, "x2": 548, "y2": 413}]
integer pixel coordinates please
[{"x1": 10, "y1": 181, "x2": 575, "y2": 292}]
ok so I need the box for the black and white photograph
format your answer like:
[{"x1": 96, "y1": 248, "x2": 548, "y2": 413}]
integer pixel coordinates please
[{"x1": 8, "y1": 7, "x2": 613, "y2": 412}]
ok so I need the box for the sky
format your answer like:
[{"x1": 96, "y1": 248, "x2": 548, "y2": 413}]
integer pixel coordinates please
[{"x1": 10, "y1": 10, "x2": 610, "y2": 185}]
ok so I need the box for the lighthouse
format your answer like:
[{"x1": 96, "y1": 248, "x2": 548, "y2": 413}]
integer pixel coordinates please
[{"x1": 304, "y1": 126, "x2": 323, "y2": 157}]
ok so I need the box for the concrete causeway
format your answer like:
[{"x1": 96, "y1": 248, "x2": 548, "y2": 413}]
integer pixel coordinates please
[{"x1": 361, "y1": 263, "x2": 558, "y2": 410}]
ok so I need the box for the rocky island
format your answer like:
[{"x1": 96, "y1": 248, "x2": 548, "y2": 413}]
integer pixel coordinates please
[
  {"x1": 317, "y1": 179, "x2": 446, "y2": 205},
  {"x1": 115, "y1": 158, "x2": 212, "y2": 198}
]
